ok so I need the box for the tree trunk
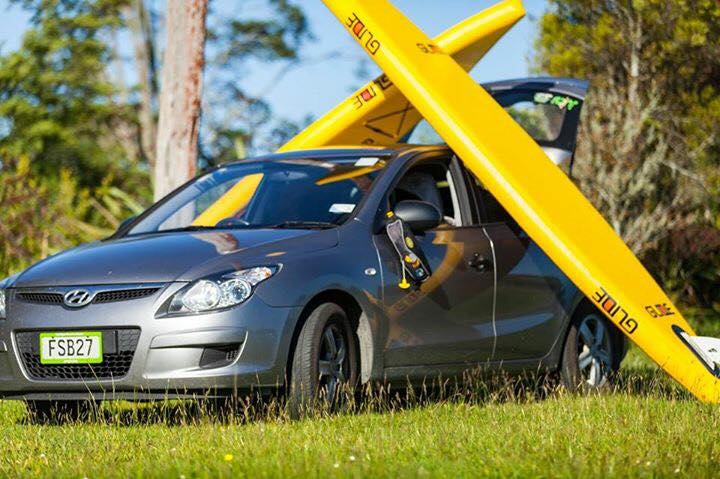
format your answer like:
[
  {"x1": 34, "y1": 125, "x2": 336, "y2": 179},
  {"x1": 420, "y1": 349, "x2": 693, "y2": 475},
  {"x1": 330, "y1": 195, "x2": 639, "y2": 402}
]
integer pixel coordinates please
[
  {"x1": 154, "y1": 0, "x2": 208, "y2": 201},
  {"x1": 126, "y1": 0, "x2": 159, "y2": 168}
]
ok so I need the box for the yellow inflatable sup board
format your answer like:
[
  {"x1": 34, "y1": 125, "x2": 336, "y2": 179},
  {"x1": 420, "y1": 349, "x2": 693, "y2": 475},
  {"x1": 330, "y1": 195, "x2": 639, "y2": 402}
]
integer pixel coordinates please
[
  {"x1": 280, "y1": 0, "x2": 524, "y2": 150},
  {"x1": 194, "y1": 0, "x2": 524, "y2": 227},
  {"x1": 321, "y1": 0, "x2": 720, "y2": 401}
]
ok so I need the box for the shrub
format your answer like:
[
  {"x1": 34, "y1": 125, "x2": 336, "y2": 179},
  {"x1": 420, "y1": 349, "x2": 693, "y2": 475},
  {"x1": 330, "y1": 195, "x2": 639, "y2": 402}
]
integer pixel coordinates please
[{"x1": 0, "y1": 157, "x2": 147, "y2": 278}]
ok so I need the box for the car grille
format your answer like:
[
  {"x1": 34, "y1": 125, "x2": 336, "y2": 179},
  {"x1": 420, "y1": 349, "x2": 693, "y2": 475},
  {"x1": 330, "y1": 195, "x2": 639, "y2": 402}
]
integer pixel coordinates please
[
  {"x1": 16, "y1": 287, "x2": 160, "y2": 305},
  {"x1": 15, "y1": 292, "x2": 64, "y2": 304},
  {"x1": 94, "y1": 288, "x2": 160, "y2": 303},
  {"x1": 16, "y1": 328, "x2": 141, "y2": 381}
]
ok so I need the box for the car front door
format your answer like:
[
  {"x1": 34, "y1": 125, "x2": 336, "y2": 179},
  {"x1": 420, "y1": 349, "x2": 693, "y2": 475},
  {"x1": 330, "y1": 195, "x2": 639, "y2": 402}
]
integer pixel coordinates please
[{"x1": 377, "y1": 155, "x2": 497, "y2": 371}]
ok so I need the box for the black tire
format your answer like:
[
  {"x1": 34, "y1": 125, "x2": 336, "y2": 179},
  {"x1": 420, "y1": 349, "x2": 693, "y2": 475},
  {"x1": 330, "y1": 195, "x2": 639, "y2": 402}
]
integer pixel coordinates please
[
  {"x1": 25, "y1": 400, "x2": 98, "y2": 424},
  {"x1": 288, "y1": 303, "x2": 359, "y2": 419},
  {"x1": 560, "y1": 304, "x2": 625, "y2": 391}
]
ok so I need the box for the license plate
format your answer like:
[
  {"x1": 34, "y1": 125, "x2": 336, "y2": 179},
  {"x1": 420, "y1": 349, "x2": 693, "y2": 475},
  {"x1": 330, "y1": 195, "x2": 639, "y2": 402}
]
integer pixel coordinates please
[{"x1": 39, "y1": 332, "x2": 103, "y2": 365}]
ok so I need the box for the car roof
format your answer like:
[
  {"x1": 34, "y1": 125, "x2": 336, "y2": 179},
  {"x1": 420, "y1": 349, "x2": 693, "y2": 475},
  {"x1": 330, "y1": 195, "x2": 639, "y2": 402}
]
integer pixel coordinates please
[{"x1": 227, "y1": 145, "x2": 447, "y2": 166}]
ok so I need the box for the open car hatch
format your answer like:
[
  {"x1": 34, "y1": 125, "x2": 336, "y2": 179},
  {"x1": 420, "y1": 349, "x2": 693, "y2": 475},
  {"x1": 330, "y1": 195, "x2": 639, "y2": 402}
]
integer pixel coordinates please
[{"x1": 406, "y1": 77, "x2": 588, "y2": 175}]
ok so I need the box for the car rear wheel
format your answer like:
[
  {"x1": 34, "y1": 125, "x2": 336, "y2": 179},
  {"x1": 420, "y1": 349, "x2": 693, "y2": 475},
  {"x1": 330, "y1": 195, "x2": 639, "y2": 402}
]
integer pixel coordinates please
[
  {"x1": 561, "y1": 306, "x2": 624, "y2": 391},
  {"x1": 25, "y1": 400, "x2": 98, "y2": 423},
  {"x1": 288, "y1": 302, "x2": 358, "y2": 419}
]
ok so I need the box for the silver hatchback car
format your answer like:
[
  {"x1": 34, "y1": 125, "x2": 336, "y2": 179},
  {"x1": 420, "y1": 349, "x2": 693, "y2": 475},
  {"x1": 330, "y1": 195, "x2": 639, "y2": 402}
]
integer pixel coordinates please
[{"x1": 0, "y1": 79, "x2": 626, "y2": 419}]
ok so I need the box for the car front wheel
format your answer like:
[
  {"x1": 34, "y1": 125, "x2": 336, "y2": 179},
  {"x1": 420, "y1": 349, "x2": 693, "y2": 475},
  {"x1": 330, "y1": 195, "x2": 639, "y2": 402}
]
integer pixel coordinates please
[
  {"x1": 288, "y1": 302, "x2": 358, "y2": 419},
  {"x1": 560, "y1": 306, "x2": 624, "y2": 391}
]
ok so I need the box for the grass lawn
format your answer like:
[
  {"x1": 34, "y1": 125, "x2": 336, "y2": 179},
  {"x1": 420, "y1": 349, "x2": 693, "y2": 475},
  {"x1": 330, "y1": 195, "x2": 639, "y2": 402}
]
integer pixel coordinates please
[{"x1": 2, "y1": 338, "x2": 719, "y2": 477}]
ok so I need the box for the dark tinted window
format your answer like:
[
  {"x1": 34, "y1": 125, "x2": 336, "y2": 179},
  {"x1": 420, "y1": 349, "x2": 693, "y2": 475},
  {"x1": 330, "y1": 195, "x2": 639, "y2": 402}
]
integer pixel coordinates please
[{"x1": 468, "y1": 172, "x2": 516, "y2": 226}]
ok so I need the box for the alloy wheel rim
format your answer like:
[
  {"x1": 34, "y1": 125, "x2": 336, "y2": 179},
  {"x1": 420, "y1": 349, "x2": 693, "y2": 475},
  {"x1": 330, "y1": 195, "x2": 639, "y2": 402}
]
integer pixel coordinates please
[
  {"x1": 576, "y1": 314, "x2": 612, "y2": 387},
  {"x1": 318, "y1": 323, "x2": 348, "y2": 400}
]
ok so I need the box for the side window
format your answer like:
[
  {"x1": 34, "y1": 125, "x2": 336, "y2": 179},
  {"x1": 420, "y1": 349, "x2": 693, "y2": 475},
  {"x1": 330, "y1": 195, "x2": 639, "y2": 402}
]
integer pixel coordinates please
[
  {"x1": 504, "y1": 100, "x2": 565, "y2": 142},
  {"x1": 390, "y1": 160, "x2": 462, "y2": 227},
  {"x1": 467, "y1": 171, "x2": 516, "y2": 227}
]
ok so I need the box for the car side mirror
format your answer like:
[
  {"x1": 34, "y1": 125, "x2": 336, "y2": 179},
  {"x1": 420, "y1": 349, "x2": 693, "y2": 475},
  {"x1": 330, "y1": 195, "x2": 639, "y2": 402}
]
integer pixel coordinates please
[
  {"x1": 394, "y1": 200, "x2": 442, "y2": 233},
  {"x1": 117, "y1": 216, "x2": 137, "y2": 233}
]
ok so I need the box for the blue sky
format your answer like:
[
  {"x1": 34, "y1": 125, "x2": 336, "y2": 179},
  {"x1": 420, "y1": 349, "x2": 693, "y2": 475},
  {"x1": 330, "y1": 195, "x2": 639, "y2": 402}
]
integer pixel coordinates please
[{"x1": 0, "y1": 0, "x2": 548, "y2": 122}]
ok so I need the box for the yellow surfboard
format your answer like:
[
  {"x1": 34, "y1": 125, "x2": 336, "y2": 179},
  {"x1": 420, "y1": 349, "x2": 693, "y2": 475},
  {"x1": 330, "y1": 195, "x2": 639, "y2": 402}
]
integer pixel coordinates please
[
  {"x1": 280, "y1": 0, "x2": 524, "y2": 151},
  {"x1": 321, "y1": 0, "x2": 720, "y2": 401},
  {"x1": 194, "y1": 0, "x2": 524, "y2": 227}
]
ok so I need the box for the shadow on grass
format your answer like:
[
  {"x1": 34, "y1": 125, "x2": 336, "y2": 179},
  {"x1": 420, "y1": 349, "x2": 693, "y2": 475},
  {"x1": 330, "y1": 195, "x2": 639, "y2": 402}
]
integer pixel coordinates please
[
  {"x1": 613, "y1": 366, "x2": 690, "y2": 400},
  {"x1": 18, "y1": 393, "x2": 283, "y2": 427},
  {"x1": 21, "y1": 367, "x2": 689, "y2": 427},
  {"x1": 18, "y1": 363, "x2": 688, "y2": 427}
]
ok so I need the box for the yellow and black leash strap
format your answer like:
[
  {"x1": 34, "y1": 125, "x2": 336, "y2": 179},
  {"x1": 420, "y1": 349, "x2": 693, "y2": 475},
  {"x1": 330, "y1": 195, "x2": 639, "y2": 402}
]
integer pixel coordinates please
[{"x1": 385, "y1": 211, "x2": 431, "y2": 290}]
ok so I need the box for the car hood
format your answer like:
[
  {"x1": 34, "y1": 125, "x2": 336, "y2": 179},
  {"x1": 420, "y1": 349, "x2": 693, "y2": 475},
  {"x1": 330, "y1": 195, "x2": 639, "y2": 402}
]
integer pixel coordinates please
[{"x1": 13, "y1": 228, "x2": 338, "y2": 287}]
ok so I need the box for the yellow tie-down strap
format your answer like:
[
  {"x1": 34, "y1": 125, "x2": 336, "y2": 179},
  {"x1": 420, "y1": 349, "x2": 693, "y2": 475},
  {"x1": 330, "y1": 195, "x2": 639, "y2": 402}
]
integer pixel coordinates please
[
  {"x1": 280, "y1": 0, "x2": 524, "y2": 151},
  {"x1": 321, "y1": 0, "x2": 720, "y2": 401}
]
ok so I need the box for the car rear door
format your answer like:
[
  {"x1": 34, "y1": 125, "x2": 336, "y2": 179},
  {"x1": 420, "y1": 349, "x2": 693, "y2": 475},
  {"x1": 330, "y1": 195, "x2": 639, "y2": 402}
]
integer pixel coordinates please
[
  {"x1": 465, "y1": 169, "x2": 577, "y2": 364},
  {"x1": 471, "y1": 79, "x2": 587, "y2": 362},
  {"x1": 387, "y1": 78, "x2": 589, "y2": 368}
]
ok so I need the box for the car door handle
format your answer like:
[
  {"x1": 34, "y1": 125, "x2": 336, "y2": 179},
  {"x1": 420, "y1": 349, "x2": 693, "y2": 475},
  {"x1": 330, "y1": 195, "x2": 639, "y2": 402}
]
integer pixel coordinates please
[{"x1": 468, "y1": 253, "x2": 492, "y2": 272}]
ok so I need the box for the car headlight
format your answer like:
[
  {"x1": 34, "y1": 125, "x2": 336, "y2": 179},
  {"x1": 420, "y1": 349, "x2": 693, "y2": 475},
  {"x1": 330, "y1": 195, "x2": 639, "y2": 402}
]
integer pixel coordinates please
[
  {"x1": 0, "y1": 273, "x2": 19, "y2": 320},
  {"x1": 162, "y1": 266, "x2": 279, "y2": 316}
]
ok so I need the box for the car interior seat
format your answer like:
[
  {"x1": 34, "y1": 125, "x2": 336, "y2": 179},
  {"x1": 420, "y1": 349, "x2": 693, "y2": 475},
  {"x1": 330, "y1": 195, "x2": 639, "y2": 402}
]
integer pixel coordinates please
[{"x1": 394, "y1": 171, "x2": 458, "y2": 226}]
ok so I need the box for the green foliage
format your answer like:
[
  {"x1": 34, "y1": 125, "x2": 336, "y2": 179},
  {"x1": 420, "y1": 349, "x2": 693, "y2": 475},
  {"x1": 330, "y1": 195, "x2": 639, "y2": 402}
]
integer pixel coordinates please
[
  {"x1": 0, "y1": 0, "x2": 310, "y2": 278},
  {"x1": 0, "y1": 0, "x2": 168, "y2": 278},
  {"x1": 0, "y1": 0, "x2": 149, "y2": 193},
  {"x1": 534, "y1": 0, "x2": 720, "y2": 312},
  {"x1": 536, "y1": 0, "x2": 720, "y2": 161},
  {"x1": 0, "y1": 156, "x2": 144, "y2": 277},
  {"x1": 649, "y1": 225, "x2": 720, "y2": 312},
  {"x1": 0, "y1": 157, "x2": 83, "y2": 275},
  {"x1": 535, "y1": 0, "x2": 720, "y2": 197}
]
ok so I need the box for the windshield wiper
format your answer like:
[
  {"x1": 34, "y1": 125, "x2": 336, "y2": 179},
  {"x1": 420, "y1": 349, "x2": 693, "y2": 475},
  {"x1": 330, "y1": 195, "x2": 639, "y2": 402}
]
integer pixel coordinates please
[
  {"x1": 155, "y1": 225, "x2": 218, "y2": 234},
  {"x1": 157, "y1": 220, "x2": 253, "y2": 234},
  {"x1": 128, "y1": 221, "x2": 336, "y2": 237},
  {"x1": 268, "y1": 221, "x2": 337, "y2": 230}
]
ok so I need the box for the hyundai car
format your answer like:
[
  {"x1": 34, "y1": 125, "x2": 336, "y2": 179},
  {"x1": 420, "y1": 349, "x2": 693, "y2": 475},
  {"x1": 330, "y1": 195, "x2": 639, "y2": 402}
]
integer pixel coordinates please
[{"x1": 0, "y1": 78, "x2": 627, "y2": 419}]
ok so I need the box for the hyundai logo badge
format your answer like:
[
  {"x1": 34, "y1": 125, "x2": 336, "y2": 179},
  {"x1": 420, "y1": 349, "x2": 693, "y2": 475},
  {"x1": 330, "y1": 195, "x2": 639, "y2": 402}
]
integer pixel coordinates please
[{"x1": 63, "y1": 289, "x2": 93, "y2": 308}]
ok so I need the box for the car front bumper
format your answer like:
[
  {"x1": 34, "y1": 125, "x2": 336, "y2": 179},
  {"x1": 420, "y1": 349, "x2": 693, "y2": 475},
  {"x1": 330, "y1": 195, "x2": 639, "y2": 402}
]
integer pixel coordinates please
[{"x1": 0, "y1": 283, "x2": 301, "y2": 400}]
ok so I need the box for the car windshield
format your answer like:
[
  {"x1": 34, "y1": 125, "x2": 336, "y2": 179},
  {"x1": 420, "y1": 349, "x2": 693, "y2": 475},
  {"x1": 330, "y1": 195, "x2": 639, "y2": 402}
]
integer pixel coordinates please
[{"x1": 126, "y1": 157, "x2": 387, "y2": 235}]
